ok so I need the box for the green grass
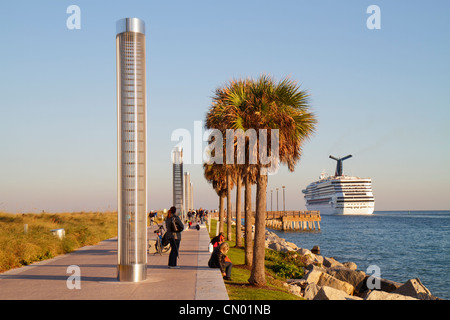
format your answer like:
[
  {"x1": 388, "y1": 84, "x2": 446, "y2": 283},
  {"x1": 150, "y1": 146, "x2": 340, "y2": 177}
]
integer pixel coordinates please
[
  {"x1": 0, "y1": 211, "x2": 117, "y2": 273},
  {"x1": 207, "y1": 218, "x2": 303, "y2": 300}
]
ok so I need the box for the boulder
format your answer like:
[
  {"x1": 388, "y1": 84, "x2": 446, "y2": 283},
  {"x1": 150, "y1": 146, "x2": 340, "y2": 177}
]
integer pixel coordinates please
[
  {"x1": 361, "y1": 276, "x2": 402, "y2": 293},
  {"x1": 303, "y1": 269, "x2": 322, "y2": 284},
  {"x1": 318, "y1": 272, "x2": 355, "y2": 295},
  {"x1": 323, "y1": 256, "x2": 344, "y2": 268},
  {"x1": 392, "y1": 278, "x2": 440, "y2": 300},
  {"x1": 313, "y1": 286, "x2": 361, "y2": 300},
  {"x1": 342, "y1": 261, "x2": 357, "y2": 270},
  {"x1": 363, "y1": 290, "x2": 418, "y2": 300},
  {"x1": 303, "y1": 283, "x2": 321, "y2": 300},
  {"x1": 297, "y1": 248, "x2": 324, "y2": 266},
  {"x1": 286, "y1": 278, "x2": 308, "y2": 289},
  {"x1": 268, "y1": 242, "x2": 285, "y2": 252},
  {"x1": 296, "y1": 247, "x2": 312, "y2": 256},
  {"x1": 283, "y1": 282, "x2": 302, "y2": 297},
  {"x1": 314, "y1": 254, "x2": 324, "y2": 265},
  {"x1": 285, "y1": 241, "x2": 299, "y2": 251},
  {"x1": 311, "y1": 245, "x2": 320, "y2": 254},
  {"x1": 303, "y1": 269, "x2": 355, "y2": 295},
  {"x1": 327, "y1": 267, "x2": 367, "y2": 294},
  {"x1": 305, "y1": 264, "x2": 327, "y2": 274}
]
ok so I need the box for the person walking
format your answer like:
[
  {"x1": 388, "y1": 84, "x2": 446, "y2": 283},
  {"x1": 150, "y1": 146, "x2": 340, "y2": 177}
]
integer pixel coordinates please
[{"x1": 165, "y1": 206, "x2": 184, "y2": 268}]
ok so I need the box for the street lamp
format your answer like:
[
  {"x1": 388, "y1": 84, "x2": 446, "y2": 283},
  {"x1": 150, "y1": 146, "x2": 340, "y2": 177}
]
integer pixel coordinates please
[
  {"x1": 271, "y1": 190, "x2": 273, "y2": 211},
  {"x1": 276, "y1": 188, "x2": 279, "y2": 212},
  {"x1": 282, "y1": 186, "x2": 286, "y2": 213}
]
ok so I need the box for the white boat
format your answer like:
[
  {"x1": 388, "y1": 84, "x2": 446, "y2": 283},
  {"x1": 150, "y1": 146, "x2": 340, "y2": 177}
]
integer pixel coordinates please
[{"x1": 302, "y1": 155, "x2": 375, "y2": 215}]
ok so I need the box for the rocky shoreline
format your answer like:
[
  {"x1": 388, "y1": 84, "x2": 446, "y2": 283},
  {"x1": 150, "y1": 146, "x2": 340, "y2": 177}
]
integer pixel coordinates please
[{"x1": 265, "y1": 230, "x2": 442, "y2": 300}]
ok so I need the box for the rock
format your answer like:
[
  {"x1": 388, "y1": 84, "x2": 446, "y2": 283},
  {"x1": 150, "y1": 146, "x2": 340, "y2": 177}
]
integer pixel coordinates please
[
  {"x1": 313, "y1": 254, "x2": 324, "y2": 265},
  {"x1": 392, "y1": 278, "x2": 440, "y2": 300},
  {"x1": 327, "y1": 266, "x2": 367, "y2": 294},
  {"x1": 303, "y1": 269, "x2": 355, "y2": 295},
  {"x1": 318, "y1": 272, "x2": 355, "y2": 295},
  {"x1": 361, "y1": 276, "x2": 403, "y2": 293},
  {"x1": 311, "y1": 245, "x2": 320, "y2": 254},
  {"x1": 283, "y1": 282, "x2": 302, "y2": 297},
  {"x1": 303, "y1": 269, "x2": 322, "y2": 284},
  {"x1": 297, "y1": 248, "x2": 312, "y2": 256},
  {"x1": 305, "y1": 264, "x2": 327, "y2": 273},
  {"x1": 285, "y1": 241, "x2": 299, "y2": 251},
  {"x1": 268, "y1": 242, "x2": 284, "y2": 252},
  {"x1": 342, "y1": 261, "x2": 357, "y2": 270},
  {"x1": 363, "y1": 290, "x2": 418, "y2": 300},
  {"x1": 303, "y1": 283, "x2": 321, "y2": 300},
  {"x1": 323, "y1": 256, "x2": 344, "y2": 268},
  {"x1": 313, "y1": 286, "x2": 361, "y2": 300},
  {"x1": 286, "y1": 278, "x2": 308, "y2": 288}
]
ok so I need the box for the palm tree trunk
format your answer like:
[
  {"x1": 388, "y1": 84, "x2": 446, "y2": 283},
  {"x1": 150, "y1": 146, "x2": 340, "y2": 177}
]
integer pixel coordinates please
[
  {"x1": 219, "y1": 194, "x2": 225, "y2": 234},
  {"x1": 235, "y1": 174, "x2": 242, "y2": 247},
  {"x1": 248, "y1": 170, "x2": 267, "y2": 287},
  {"x1": 244, "y1": 174, "x2": 253, "y2": 266},
  {"x1": 226, "y1": 172, "x2": 232, "y2": 241}
]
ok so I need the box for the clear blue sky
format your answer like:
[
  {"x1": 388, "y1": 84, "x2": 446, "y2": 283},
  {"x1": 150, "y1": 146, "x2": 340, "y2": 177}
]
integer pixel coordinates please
[{"x1": 0, "y1": 0, "x2": 449, "y2": 213}]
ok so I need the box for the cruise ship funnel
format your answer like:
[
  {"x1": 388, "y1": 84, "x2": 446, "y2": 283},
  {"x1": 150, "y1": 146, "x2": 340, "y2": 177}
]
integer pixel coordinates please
[{"x1": 329, "y1": 155, "x2": 352, "y2": 176}]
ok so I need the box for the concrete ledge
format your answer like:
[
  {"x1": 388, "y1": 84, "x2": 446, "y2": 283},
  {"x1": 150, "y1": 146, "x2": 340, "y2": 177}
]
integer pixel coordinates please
[{"x1": 195, "y1": 225, "x2": 229, "y2": 300}]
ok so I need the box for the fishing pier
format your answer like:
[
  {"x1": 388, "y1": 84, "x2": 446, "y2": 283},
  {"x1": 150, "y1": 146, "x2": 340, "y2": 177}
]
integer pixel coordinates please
[{"x1": 265, "y1": 211, "x2": 321, "y2": 231}]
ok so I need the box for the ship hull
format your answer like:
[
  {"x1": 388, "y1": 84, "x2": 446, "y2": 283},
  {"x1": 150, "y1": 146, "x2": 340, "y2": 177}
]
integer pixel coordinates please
[{"x1": 305, "y1": 204, "x2": 374, "y2": 215}]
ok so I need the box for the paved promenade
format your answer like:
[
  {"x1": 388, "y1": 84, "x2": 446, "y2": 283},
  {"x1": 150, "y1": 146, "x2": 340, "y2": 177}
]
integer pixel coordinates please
[{"x1": 0, "y1": 223, "x2": 228, "y2": 300}]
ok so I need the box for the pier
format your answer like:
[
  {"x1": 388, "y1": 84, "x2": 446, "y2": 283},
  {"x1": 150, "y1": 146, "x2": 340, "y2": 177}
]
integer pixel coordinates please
[{"x1": 265, "y1": 211, "x2": 321, "y2": 231}]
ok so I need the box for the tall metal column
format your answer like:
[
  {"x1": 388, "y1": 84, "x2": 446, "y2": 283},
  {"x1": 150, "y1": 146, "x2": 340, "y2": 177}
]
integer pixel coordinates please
[
  {"x1": 190, "y1": 182, "x2": 194, "y2": 211},
  {"x1": 172, "y1": 147, "x2": 184, "y2": 218},
  {"x1": 116, "y1": 17, "x2": 147, "y2": 282},
  {"x1": 184, "y1": 172, "x2": 191, "y2": 212}
]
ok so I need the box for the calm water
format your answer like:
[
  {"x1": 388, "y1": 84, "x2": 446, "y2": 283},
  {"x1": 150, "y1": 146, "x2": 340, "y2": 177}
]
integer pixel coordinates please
[{"x1": 269, "y1": 211, "x2": 450, "y2": 299}]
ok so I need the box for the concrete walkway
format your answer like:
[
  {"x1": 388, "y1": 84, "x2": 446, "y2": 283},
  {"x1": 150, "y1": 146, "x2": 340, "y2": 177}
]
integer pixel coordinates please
[{"x1": 0, "y1": 223, "x2": 228, "y2": 300}]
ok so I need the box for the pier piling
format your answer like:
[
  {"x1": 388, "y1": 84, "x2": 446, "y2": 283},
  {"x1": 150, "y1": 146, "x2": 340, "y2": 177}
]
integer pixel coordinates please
[{"x1": 265, "y1": 211, "x2": 321, "y2": 232}]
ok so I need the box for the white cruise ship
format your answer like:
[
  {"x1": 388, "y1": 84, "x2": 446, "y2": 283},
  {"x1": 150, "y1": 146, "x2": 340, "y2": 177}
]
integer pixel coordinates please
[{"x1": 302, "y1": 155, "x2": 375, "y2": 215}]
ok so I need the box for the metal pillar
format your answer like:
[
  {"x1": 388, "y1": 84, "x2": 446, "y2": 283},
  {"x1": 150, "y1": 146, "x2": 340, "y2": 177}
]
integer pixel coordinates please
[
  {"x1": 190, "y1": 182, "x2": 194, "y2": 211},
  {"x1": 184, "y1": 172, "x2": 191, "y2": 212},
  {"x1": 172, "y1": 147, "x2": 184, "y2": 218},
  {"x1": 116, "y1": 17, "x2": 147, "y2": 282}
]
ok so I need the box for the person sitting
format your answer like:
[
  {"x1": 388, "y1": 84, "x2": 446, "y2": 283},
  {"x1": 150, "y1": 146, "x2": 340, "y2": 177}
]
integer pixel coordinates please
[
  {"x1": 208, "y1": 242, "x2": 232, "y2": 280},
  {"x1": 210, "y1": 232, "x2": 224, "y2": 248}
]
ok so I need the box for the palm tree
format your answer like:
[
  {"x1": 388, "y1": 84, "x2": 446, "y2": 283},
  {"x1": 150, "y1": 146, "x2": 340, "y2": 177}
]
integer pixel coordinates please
[
  {"x1": 220, "y1": 75, "x2": 317, "y2": 286},
  {"x1": 243, "y1": 164, "x2": 258, "y2": 266},
  {"x1": 203, "y1": 162, "x2": 227, "y2": 233}
]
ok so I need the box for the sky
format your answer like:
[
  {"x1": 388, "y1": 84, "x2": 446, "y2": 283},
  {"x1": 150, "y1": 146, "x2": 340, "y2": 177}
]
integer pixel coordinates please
[{"x1": 0, "y1": 0, "x2": 449, "y2": 213}]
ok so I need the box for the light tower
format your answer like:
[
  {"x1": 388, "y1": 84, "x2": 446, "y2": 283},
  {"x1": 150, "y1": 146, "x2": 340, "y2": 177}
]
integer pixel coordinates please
[
  {"x1": 172, "y1": 147, "x2": 184, "y2": 217},
  {"x1": 184, "y1": 172, "x2": 191, "y2": 212},
  {"x1": 116, "y1": 17, "x2": 147, "y2": 282}
]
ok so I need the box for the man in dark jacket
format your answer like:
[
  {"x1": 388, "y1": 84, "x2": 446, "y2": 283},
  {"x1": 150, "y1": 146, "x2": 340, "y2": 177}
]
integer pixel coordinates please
[{"x1": 165, "y1": 206, "x2": 184, "y2": 268}]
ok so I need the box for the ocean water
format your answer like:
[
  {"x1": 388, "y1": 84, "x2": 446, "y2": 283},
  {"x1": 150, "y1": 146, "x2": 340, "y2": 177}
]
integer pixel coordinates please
[{"x1": 268, "y1": 211, "x2": 450, "y2": 299}]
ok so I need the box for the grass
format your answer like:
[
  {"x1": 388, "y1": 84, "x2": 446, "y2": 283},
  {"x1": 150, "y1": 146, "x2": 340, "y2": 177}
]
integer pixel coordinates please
[
  {"x1": 0, "y1": 211, "x2": 117, "y2": 273},
  {"x1": 207, "y1": 218, "x2": 304, "y2": 300}
]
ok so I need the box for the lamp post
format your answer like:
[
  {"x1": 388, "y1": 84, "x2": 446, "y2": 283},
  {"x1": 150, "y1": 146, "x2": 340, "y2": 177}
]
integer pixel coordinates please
[
  {"x1": 276, "y1": 188, "x2": 279, "y2": 212},
  {"x1": 282, "y1": 186, "x2": 286, "y2": 213},
  {"x1": 116, "y1": 17, "x2": 147, "y2": 282},
  {"x1": 270, "y1": 190, "x2": 273, "y2": 211}
]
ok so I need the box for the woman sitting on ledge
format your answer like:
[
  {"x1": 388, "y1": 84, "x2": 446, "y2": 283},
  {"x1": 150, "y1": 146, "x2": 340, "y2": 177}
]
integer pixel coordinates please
[{"x1": 208, "y1": 242, "x2": 232, "y2": 281}]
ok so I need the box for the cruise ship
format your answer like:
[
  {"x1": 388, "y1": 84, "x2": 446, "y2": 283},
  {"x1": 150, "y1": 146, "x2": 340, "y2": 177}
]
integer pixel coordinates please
[{"x1": 302, "y1": 155, "x2": 375, "y2": 215}]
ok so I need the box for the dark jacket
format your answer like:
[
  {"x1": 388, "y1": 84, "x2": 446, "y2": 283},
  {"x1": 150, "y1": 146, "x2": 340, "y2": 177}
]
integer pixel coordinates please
[
  {"x1": 165, "y1": 214, "x2": 184, "y2": 240},
  {"x1": 208, "y1": 247, "x2": 227, "y2": 274}
]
